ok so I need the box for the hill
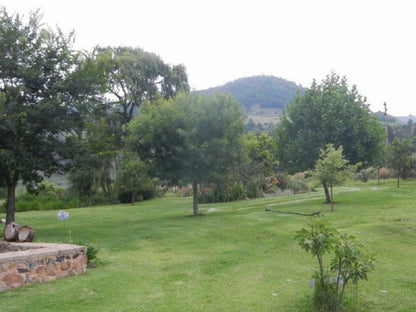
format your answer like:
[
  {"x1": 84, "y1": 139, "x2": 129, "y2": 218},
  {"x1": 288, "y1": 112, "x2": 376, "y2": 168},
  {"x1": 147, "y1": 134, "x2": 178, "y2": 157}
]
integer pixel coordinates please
[
  {"x1": 396, "y1": 115, "x2": 416, "y2": 123},
  {"x1": 373, "y1": 111, "x2": 404, "y2": 125},
  {"x1": 199, "y1": 75, "x2": 305, "y2": 111},
  {"x1": 199, "y1": 75, "x2": 305, "y2": 132}
]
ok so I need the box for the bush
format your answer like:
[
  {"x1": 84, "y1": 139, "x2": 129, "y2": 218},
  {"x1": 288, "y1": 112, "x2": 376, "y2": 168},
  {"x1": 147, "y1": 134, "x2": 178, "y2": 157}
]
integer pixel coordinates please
[
  {"x1": 275, "y1": 171, "x2": 290, "y2": 190},
  {"x1": 355, "y1": 167, "x2": 378, "y2": 182},
  {"x1": 198, "y1": 184, "x2": 245, "y2": 203},
  {"x1": 297, "y1": 219, "x2": 374, "y2": 311},
  {"x1": 118, "y1": 188, "x2": 155, "y2": 204},
  {"x1": 73, "y1": 240, "x2": 98, "y2": 263},
  {"x1": 379, "y1": 167, "x2": 394, "y2": 179},
  {"x1": 287, "y1": 172, "x2": 309, "y2": 193},
  {"x1": 14, "y1": 182, "x2": 67, "y2": 212}
]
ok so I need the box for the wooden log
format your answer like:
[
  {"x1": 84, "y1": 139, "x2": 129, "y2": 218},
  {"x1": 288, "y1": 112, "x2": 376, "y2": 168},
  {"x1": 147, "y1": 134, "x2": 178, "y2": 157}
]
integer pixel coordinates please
[
  {"x1": 3, "y1": 222, "x2": 20, "y2": 242},
  {"x1": 18, "y1": 226, "x2": 35, "y2": 242}
]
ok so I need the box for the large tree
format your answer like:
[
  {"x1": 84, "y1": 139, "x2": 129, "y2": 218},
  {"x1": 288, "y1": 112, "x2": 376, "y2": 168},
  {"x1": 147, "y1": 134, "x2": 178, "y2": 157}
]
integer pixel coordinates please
[
  {"x1": 96, "y1": 46, "x2": 190, "y2": 124},
  {"x1": 240, "y1": 132, "x2": 277, "y2": 197},
  {"x1": 275, "y1": 72, "x2": 385, "y2": 173},
  {"x1": 66, "y1": 46, "x2": 190, "y2": 200},
  {"x1": 127, "y1": 92, "x2": 245, "y2": 216},
  {"x1": 0, "y1": 8, "x2": 99, "y2": 222}
]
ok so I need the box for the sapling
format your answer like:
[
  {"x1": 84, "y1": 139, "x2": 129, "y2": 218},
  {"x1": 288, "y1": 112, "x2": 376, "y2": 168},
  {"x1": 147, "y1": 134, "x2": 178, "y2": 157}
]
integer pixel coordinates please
[{"x1": 296, "y1": 218, "x2": 374, "y2": 311}]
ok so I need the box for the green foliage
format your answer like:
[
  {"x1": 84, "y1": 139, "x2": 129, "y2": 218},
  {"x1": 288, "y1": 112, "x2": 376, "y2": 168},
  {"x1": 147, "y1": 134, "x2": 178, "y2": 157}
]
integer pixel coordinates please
[
  {"x1": 115, "y1": 151, "x2": 156, "y2": 204},
  {"x1": 0, "y1": 8, "x2": 101, "y2": 222},
  {"x1": 287, "y1": 173, "x2": 310, "y2": 193},
  {"x1": 67, "y1": 118, "x2": 120, "y2": 202},
  {"x1": 297, "y1": 219, "x2": 374, "y2": 311},
  {"x1": 275, "y1": 72, "x2": 385, "y2": 174},
  {"x1": 387, "y1": 138, "x2": 416, "y2": 187},
  {"x1": 128, "y1": 92, "x2": 245, "y2": 215},
  {"x1": 96, "y1": 46, "x2": 190, "y2": 124},
  {"x1": 312, "y1": 144, "x2": 352, "y2": 209},
  {"x1": 72, "y1": 240, "x2": 99, "y2": 263},
  {"x1": 355, "y1": 167, "x2": 378, "y2": 183},
  {"x1": 198, "y1": 184, "x2": 245, "y2": 203},
  {"x1": 238, "y1": 132, "x2": 278, "y2": 197}
]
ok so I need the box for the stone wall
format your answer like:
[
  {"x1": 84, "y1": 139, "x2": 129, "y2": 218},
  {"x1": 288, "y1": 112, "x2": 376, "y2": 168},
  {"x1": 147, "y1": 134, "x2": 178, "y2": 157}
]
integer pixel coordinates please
[{"x1": 0, "y1": 243, "x2": 87, "y2": 292}]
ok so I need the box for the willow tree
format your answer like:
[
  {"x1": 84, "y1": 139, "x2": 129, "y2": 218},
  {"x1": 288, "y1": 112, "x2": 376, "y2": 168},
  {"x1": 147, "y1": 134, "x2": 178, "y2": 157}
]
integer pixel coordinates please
[{"x1": 96, "y1": 46, "x2": 190, "y2": 125}]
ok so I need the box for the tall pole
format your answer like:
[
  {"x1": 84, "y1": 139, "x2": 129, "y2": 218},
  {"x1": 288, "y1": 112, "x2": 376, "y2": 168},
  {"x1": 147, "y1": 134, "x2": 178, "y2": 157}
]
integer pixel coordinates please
[{"x1": 383, "y1": 102, "x2": 388, "y2": 145}]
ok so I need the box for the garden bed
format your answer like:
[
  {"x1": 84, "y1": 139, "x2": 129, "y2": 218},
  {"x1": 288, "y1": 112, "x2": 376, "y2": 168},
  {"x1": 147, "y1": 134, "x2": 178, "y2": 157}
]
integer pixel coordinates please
[{"x1": 0, "y1": 242, "x2": 87, "y2": 292}]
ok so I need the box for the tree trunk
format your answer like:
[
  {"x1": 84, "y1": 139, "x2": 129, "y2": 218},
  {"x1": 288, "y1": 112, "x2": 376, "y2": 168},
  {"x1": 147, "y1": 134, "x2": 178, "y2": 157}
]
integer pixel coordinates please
[
  {"x1": 377, "y1": 167, "x2": 380, "y2": 185},
  {"x1": 192, "y1": 181, "x2": 199, "y2": 216},
  {"x1": 131, "y1": 191, "x2": 137, "y2": 205},
  {"x1": 6, "y1": 181, "x2": 17, "y2": 224},
  {"x1": 3, "y1": 222, "x2": 20, "y2": 241},
  {"x1": 18, "y1": 226, "x2": 35, "y2": 242},
  {"x1": 397, "y1": 171, "x2": 400, "y2": 188},
  {"x1": 323, "y1": 182, "x2": 331, "y2": 203},
  {"x1": 330, "y1": 184, "x2": 334, "y2": 211}
]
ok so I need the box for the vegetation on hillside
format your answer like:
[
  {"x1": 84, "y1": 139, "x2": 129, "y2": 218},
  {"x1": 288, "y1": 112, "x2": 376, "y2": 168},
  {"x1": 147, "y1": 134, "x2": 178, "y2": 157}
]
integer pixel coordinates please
[{"x1": 199, "y1": 75, "x2": 305, "y2": 110}]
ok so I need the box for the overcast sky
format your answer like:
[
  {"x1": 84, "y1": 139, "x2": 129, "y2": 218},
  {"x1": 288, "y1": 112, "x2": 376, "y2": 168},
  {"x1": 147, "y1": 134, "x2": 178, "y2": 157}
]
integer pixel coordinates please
[{"x1": 2, "y1": 0, "x2": 415, "y2": 116}]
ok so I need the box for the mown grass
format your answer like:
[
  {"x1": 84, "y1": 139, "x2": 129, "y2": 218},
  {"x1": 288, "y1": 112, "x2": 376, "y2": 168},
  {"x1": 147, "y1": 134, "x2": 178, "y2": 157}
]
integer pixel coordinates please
[{"x1": 1, "y1": 179, "x2": 415, "y2": 311}]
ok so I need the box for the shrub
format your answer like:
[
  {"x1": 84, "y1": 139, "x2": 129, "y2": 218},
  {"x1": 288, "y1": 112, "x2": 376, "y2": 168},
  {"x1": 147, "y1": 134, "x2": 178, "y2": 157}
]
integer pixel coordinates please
[
  {"x1": 198, "y1": 184, "x2": 245, "y2": 203},
  {"x1": 296, "y1": 219, "x2": 374, "y2": 311},
  {"x1": 379, "y1": 167, "x2": 393, "y2": 179},
  {"x1": 14, "y1": 182, "x2": 67, "y2": 212},
  {"x1": 355, "y1": 167, "x2": 378, "y2": 182},
  {"x1": 72, "y1": 240, "x2": 99, "y2": 264},
  {"x1": 275, "y1": 171, "x2": 290, "y2": 190},
  {"x1": 287, "y1": 172, "x2": 309, "y2": 193},
  {"x1": 118, "y1": 189, "x2": 154, "y2": 204}
]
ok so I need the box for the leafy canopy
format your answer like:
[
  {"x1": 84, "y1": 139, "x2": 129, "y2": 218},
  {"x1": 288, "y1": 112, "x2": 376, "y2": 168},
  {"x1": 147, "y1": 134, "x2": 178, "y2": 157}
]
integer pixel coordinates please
[
  {"x1": 95, "y1": 46, "x2": 190, "y2": 124},
  {"x1": 312, "y1": 144, "x2": 352, "y2": 209},
  {"x1": 275, "y1": 72, "x2": 385, "y2": 173},
  {"x1": 127, "y1": 92, "x2": 245, "y2": 215},
  {"x1": 0, "y1": 8, "x2": 99, "y2": 222}
]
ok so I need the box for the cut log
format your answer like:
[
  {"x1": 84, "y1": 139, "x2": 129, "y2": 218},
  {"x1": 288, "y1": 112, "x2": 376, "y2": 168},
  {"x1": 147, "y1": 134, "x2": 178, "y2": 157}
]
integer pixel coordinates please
[
  {"x1": 18, "y1": 226, "x2": 35, "y2": 242},
  {"x1": 3, "y1": 222, "x2": 20, "y2": 242}
]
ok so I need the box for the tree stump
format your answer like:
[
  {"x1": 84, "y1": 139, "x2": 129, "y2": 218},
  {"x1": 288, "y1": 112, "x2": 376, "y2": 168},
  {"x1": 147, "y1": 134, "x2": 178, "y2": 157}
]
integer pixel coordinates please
[
  {"x1": 18, "y1": 226, "x2": 35, "y2": 242},
  {"x1": 3, "y1": 222, "x2": 20, "y2": 242}
]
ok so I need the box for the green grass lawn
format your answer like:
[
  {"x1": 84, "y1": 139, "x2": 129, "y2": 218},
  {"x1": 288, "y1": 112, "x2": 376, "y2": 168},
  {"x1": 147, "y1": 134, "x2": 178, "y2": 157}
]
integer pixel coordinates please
[{"x1": 1, "y1": 179, "x2": 416, "y2": 311}]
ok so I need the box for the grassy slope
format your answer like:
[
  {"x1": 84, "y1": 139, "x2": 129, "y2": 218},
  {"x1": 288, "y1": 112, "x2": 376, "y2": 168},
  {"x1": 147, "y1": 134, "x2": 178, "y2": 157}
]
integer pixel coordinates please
[{"x1": 1, "y1": 180, "x2": 415, "y2": 311}]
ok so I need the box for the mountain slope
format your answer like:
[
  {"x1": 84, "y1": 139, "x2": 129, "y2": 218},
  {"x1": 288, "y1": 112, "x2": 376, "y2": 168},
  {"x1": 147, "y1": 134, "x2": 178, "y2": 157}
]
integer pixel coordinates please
[{"x1": 199, "y1": 75, "x2": 305, "y2": 110}]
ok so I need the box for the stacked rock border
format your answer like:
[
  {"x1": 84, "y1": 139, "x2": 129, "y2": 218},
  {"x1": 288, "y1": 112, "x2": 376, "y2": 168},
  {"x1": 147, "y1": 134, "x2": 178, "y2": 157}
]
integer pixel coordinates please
[{"x1": 0, "y1": 242, "x2": 87, "y2": 292}]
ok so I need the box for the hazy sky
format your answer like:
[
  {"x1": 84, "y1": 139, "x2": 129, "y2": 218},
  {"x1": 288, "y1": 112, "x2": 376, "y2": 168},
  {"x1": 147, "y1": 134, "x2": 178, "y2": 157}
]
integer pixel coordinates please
[{"x1": 2, "y1": 0, "x2": 415, "y2": 116}]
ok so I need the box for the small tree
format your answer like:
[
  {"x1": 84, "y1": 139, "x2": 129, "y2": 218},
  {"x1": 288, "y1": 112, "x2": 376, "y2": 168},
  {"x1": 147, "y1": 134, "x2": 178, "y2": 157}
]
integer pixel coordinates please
[
  {"x1": 115, "y1": 151, "x2": 155, "y2": 204},
  {"x1": 312, "y1": 144, "x2": 350, "y2": 211},
  {"x1": 387, "y1": 138, "x2": 415, "y2": 188},
  {"x1": 296, "y1": 219, "x2": 374, "y2": 311}
]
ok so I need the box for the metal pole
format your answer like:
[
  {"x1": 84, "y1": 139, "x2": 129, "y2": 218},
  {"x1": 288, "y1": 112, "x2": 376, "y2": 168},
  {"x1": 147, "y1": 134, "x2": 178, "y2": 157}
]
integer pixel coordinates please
[{"x1": 383, "y1": 102, "x2": 388, "y2": 145}]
